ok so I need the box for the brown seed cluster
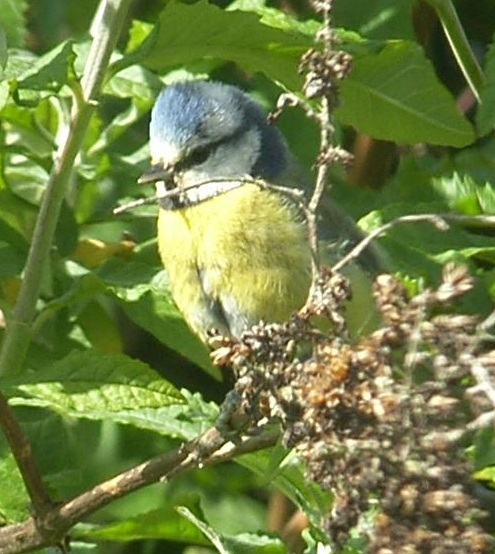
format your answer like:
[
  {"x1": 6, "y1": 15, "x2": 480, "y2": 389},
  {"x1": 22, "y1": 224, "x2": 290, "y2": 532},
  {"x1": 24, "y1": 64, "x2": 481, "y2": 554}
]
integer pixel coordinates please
[
  {"x1": 213, "y1": 265, "x2": 495, "y2": 553},
  {"x1": 298, "y1": 0, "x2": 352, "y2": 103},
  {"x1": 299, "y1": 47, "x2": 352, "y2": 103}
]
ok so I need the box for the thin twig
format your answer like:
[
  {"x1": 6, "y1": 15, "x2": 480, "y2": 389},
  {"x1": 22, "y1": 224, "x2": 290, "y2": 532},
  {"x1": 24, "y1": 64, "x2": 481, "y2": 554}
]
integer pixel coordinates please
[
  {"x1": 0, "y1": 425, "x2": 278, "y2": 554},
  {"x1": 306, "y1": 96, "x2": 332, "y2": 281},
  {"x1": 332, "y1": 213, "x2": 495, "y2": 274},
  {"x1": 113, "y1": 176, "x2": 306, "y2": 215},
  {"x1": 0, "y1": 392, "x2": 52, "y2": 514}
]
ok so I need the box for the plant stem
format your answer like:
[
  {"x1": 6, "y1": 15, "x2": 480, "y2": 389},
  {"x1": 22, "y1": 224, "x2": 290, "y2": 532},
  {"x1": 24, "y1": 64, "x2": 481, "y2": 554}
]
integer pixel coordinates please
[
  {"x1": 0, "y1": 0, "x2": 133, "y2": 377},
  {"x1": 424, "y1": 0, "x2": 485, "y2": 101}
]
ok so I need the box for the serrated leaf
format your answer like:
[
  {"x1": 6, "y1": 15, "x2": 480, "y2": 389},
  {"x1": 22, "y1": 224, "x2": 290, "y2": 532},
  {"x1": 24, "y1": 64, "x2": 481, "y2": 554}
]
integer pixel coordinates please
[
  {"x1": 129, "y1": 0, "x2": 311, "y2": 89},
  {"x1": 4, "y1": 349, "x2": 184, "y2": 413},
  {"x1": 5, "y1": 352, "x2": 218, "y2": 439},
  {"x1": 337, "y1": 41, "x2": 475, "y2": 146},
  {"x1": 431, "y1": 173, "x2": 495, "y2": 215}
]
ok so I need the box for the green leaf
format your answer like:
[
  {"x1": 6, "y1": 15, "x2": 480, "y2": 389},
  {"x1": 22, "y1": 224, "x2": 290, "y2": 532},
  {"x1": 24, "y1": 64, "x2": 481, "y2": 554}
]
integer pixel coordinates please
[
  {"x1": 337, "y1": 41, "x2": 475, "y2": 146},
  {"x1": 228, "y1": 0, "x2": 319, "y2": 36},
  {"x1": 76, "y1": 300, "x2": 123, "y2": 354},
  {"x1": 5, "y1": 352, "x2": 218, "y2": 440},
  {"x1": 4, "y1": 155, "x2": 49, "y2": 205},
  {"x1": 4, "y1": 40, "x2": 76, "y2": 104},
  {"x1": 0, "y1": 241, "x2": 26, "y2": 277},
  {"x1": 477, "y1": 40, "x2": 495, "y2": 135},
  {"x1": 0, "y1": 0, "x2": 27, "y2": 48},
  {"x1": 80, "y1": 506, "x2": 210, "y2": 544},
  {"x1": 129, "y1": 0, "x2": 312, "y2": 89},
  {"x1": 5, "y1": 349, "x2": 185, "y2": 413},
  {"x1": 87, "y1": 63, "x2": 164, "y2": 156},
  {"x1": 104, "y1": 63, "x2": 163, "y2": 102},
  {"x1": 0, "y1": 25, "x2": 7, "y2": 69},
  {"x1": 473, "y1": 427, "x2": 495, "y2": 470},
  {"x1": 0, "y1": 452, "x2": 30, "y2": 524},
  {"x1": 333, "y1": 0, "x2": 416, "y2": 40},
  {"x1": 102, "y1": 264, "x2": 216, "y2": 376},
  {"x1": 177, "y1": 505, "x2": 287, "y2": 554},
  {"x1": 0, "y1": 184, "x2": 37, "y2": 240},
  {"x1": 239, "y1": 446, "x2": 332, "y2": 532},
  {"x1": 0, "y1": 99, "x2": 59, "y2": 157},
  {"x1": 473, "y1": 466, "x2": 495, "y2": 487},
  {"x1": 431, "y1": 173, "x2": 495, "y2": 215},
  {"x1": 21, "y1": 410, "x2": 82, "y2": 496}
]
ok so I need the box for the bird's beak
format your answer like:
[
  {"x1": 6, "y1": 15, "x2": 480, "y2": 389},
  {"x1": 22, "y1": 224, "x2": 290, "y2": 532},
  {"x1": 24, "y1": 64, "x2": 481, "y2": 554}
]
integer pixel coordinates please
[{"x1": 138, "y1": 162, "x2": 174, "y2": 186}]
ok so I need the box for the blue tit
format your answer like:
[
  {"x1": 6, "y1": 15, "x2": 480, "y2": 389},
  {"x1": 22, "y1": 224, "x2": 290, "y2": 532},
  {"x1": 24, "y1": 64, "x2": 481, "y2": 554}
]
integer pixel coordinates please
[{"x1": 139, "y1": 80, "x2": 379, "y2": 342}]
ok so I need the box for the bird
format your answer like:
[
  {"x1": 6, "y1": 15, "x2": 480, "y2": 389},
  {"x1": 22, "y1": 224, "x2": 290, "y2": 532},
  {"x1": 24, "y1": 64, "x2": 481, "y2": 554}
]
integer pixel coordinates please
[{"x1": 139, "y1": 80, "x2": 380, "y2": 343}]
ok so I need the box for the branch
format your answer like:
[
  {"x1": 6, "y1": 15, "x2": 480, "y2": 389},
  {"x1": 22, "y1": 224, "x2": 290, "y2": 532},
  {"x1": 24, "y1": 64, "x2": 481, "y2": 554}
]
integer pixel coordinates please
[
  {"x1": 0, "y1": 392, "x2": 52, "y2": 514},
  {"x1": 0, "y1": 425, "x2": 277, "y2": 554}
]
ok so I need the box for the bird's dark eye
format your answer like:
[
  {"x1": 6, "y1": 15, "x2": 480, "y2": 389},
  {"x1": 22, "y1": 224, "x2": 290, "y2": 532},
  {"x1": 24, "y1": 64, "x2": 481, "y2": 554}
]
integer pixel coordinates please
[{"x1": 185, "y1": 145, "x2": 213, "y2": 167}]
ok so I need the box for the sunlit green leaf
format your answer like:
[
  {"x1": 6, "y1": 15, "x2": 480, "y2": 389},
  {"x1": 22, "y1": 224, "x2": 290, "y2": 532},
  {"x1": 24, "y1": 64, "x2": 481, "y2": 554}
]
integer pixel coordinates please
[
  {"x1": 4, "y1": 351, "x2": 218, "y2": 440},
  {"x1": 5, "y1": 349, "x2": 184, "y2": 412},
  {"x1": 337, "y1": 41, "x2": 475, "y2": 146},
  {"x1": 4, "y1": 40, "x2": 76, "y2": 104},
  {"x1": 128, "y1": 0, "x2": 311, "y2": 89}
]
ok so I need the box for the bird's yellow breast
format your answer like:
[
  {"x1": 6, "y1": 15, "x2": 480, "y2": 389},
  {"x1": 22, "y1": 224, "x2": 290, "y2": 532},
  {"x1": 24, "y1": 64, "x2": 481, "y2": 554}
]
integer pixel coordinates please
[{"x1": 157, "y1": 183, "x2": 312, "y2": 339}]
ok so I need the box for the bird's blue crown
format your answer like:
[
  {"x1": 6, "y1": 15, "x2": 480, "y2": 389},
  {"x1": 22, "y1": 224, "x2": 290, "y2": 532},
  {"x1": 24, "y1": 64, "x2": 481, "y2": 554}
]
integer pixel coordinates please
[{"x1": 150, "y1": 80, "x2": 289, "y2": 180}]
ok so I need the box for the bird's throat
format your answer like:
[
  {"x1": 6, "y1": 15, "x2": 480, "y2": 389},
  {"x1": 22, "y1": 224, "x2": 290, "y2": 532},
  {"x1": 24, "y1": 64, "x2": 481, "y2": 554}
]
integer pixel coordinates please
[{"x1": 156, "y1": 178, "x2": 247, "y2": 210}]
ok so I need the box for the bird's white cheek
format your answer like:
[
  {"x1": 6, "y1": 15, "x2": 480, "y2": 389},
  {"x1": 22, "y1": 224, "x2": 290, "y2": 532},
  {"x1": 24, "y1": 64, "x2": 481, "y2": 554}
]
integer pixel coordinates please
[
  {"x1": 150, "y1": 138, "x2": 181, "y2": 168},
  {"x1": 155, "y1": 181, "x2": 168, "y2": 197}
]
